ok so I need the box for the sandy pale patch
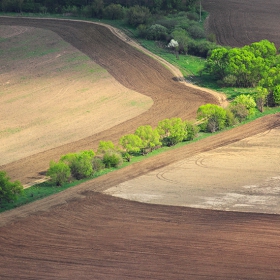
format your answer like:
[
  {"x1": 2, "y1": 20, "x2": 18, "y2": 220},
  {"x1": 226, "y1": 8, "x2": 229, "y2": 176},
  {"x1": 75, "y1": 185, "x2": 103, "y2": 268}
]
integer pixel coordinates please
[{"x1": 105, "y1": 128, "x2": 280, "y2": 214}]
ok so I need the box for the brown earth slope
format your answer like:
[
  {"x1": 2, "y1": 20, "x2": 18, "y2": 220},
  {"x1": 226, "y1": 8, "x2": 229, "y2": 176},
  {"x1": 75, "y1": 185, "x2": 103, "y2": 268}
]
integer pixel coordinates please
[
  {"x1": 0, "y1": 17, "x2": 218, "y2": 184},
  {"x1": 203, "y1": 0, "x2": 280, "y2": 47}
]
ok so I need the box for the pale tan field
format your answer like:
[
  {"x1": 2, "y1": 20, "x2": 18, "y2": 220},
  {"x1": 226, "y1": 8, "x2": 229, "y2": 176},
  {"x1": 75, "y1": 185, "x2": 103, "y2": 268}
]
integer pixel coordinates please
[
  {"x1": 0, "y1": 26, "x2": 152, "y2": 165},
  {"x1": 105, "y1": 127, "x2": 280, "y2": 214}
]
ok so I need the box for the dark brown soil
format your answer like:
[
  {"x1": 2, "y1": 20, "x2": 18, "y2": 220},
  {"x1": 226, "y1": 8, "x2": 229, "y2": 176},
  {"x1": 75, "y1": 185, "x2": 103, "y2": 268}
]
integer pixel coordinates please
[
  {"x1": 1, "y1": 192, "x2": 280, "y2": 279},
  {"x1": 1, "y1": 17, "x2": 280, "y2": 280},
  {"x1": 203, "y1": 0, "x2": 280, "y2": 47}
]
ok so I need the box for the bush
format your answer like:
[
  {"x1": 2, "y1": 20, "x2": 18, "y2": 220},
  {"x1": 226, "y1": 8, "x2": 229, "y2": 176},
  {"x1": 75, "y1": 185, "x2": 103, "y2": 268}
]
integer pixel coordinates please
[
  {"x1": 60, "y1": 150, "x2": 95, "y2": 180},
  {"x1": 102, "y1": 151, "x2": 123, "y2": 168},
  {"x1": 103, "y1": 3, "x2": 124, "y2": 20},
  {"x1": 197, "y1": 104, "x2": 227, "y2": 132},
  {"x1": 221, "y1": 75, "x2": 238, "y2": 87},
  {"x1": 184, "y1": 121, "x2": 199, "y2": 141},
  {"x1": 232, "y1": 94, "x2": 256, "y2": 116},
  {"x1": 157, "y1": 118, "x2": 186, "y2": 146},
  {"x1": 0, "y1": 171, "x2": 23, "y2": 204},
  {"x1": 126, "y1": 5, "x2": 151, "y2": 27},
  {"x1": 186, "y1": 12, "x2": 199, "y2": 21},
  {"x1": 146, "y1": 24, "x2": 168, "y2": 40},
  {"x1": 171, "y1": 28, "x2": 188, "y2": 53},
  {"x1": 97, "y1": 140, "x2": 116, "y2": 154},
  {"x1": 47, "y1": 161, "x2": 71, "y2": 186},
  {"x1": 135, "y1": 125, "x2": 161, "y2": 154},
  {"x1": 187, "y1": 24, "x2": 205, "y2": 39},
  {"x1": 229, "y1": 104, "x2": 249, "y2": 122},
  {"x1": 92, "y1": 157, "x2": 105, "y2": 172}
]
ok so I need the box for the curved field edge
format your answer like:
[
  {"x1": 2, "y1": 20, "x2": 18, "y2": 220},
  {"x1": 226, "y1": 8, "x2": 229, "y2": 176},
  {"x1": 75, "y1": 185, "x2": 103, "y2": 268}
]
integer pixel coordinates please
[
  {"x1": 0, "y1": 25, "x2": 153, "y2": 165},
  {"x1": 0, "y1": 16, "x2": 218, "y2": 184}
]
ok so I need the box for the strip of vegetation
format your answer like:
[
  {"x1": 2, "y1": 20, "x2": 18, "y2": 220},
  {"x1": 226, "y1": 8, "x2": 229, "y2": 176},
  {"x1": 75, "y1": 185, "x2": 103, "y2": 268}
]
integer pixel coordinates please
[{"x1": 1, "y1": 98, "x2": 279, "y2": 213}]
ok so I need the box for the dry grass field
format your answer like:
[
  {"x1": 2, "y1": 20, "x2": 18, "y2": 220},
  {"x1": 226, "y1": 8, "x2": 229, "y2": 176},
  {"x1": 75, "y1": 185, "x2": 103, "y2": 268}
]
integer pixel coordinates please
[{"x1": 1, "y1": 3, "x2": 280, "y2": 278}]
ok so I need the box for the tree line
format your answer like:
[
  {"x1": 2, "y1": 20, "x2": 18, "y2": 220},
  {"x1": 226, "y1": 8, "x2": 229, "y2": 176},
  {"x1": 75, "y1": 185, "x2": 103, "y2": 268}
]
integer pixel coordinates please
[
  {"x1": 0, "y1": 0, "x2": 197, "y2": 14},
  {"x1": 46, "y1": 118, "x2": 199, "y2": 186},
  {"x1": 47, "y1": 90, "x2": 264, "y2": 187},
  {"x1": 204, "y1": 39, "x2": 280, "y2": 107},
  {"x1": 0, "y1": 89, "x2": 274, "y2": 203}
]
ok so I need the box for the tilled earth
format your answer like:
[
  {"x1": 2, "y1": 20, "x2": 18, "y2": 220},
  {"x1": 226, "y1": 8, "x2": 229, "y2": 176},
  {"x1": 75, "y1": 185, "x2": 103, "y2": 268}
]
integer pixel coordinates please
[
  {"x1": 1, "y1": 17, "x2": 280, "y2": 279},
  {"x1": 203, "y1": 0, "x2": 280, "y2": 47}
]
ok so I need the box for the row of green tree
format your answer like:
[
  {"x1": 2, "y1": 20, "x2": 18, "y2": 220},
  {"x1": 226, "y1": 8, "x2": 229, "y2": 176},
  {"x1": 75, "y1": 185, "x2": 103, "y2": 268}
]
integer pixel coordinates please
[
  {"x1": 0, "y1": 0, "x2": 197, "y2": 14},
  {"x1": 1, "y1": 0, "x2": 216, "y2": 58},
  {"x1": 47, "y1": 118, "x2": 199, "y2": 186},
  {"x1": 0, "y1": 90, "x2": 272, "y2": 202},
  {"x1": 47, "y1": 91, "x2": 264, "y2": 187},
  {"x1": 0, "y1": 171, "x2": 23, "y2": 205},
  {"x1": 204, "y1": 39, "x2": 280, "y2": 106}
]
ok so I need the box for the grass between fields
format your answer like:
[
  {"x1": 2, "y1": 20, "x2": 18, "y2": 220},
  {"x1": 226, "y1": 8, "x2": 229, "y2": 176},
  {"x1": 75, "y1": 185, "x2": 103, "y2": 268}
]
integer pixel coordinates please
[{"x1": 1, "y1": 14, "x2": 280, "y2": 213}]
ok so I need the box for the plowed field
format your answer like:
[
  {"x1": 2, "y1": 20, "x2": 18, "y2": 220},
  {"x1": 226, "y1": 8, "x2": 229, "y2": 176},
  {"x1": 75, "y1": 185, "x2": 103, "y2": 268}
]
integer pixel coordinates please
[
  {"x1": 1, "y1": 16, "x2": 280, "y2": 280},
  {"x1": 0, "y1": 17, "x2": 218, "y2": 184},
  {"x1": 203, "y1": 0, "x2": 280, "y2": 47}
]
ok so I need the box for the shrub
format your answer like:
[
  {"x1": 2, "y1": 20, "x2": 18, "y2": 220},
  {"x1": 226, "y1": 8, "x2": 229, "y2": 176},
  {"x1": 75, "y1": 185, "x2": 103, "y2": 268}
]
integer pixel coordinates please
[
  {"x1": 97, "y1": 140, "x2": 116, "y2": 154},
  {"x1": 92, "y1": 157, "x2": 105, "y2": 172},
  {"x1": 229, "y1": 104, "x2": 249, "y2": 122},
  {"x1": 146, "y1": 24, "x2": 168, "y2": 40},
  {"x1": 157, "y1": 118, "x2": 186, "y2": 146},
  {"x1": 135, "y1": 125, "x2": 161, "y2": 154},
  {"x1": 232, "y1": 94, "x2": 256, "y2": 116},
  {"x1": 221, "y1": 75, "x2": 238, "y2": 87},
  {"x1": 273, "y1": 85, "x2": 280, "y2": 105},
  {"x1": 171, "y1": 28, "x2": 188, "y2": 53},
  {"x1": 60, "y1": 150, "x2": 95, "y2": 180},
  {"x1": 119, "y1": 134, "x2": 143, "y2": 154},
  {"x1": 103, "y1": 3, "x2": 124, "y2": 20},
  {"x1": 126, "y1": 5, "x2": 151, "y2": 27},
  {"x1": 187, "y1": 24, "x2": 205, "y2": 39},
  {"x1": 184, "y1": 121, "x2": 199, "y2": 141},
  {"x1": 102, "y1": 151, "x2": 123, "y2": 168},
  {"x1": 197, "y1": 104, "x2": 227, "y2": 132},
  {"x1": 47, "y1": 161, "x2": 71, "y2": 186},
  {"x1": 0, "y1": 171, "x2": 23, "y2": 204}
]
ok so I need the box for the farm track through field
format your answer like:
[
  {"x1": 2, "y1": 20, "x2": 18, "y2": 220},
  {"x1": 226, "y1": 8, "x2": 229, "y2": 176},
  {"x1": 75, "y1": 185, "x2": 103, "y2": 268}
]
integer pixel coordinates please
[{"x1": 1, "y1": 16, "x2": 280, "y2": 279}]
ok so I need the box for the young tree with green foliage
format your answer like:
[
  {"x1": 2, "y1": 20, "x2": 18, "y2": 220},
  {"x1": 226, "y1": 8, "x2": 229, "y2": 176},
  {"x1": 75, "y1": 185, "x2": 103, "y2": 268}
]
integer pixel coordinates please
[
  {"x1": 184, "y1": 121, "x2": 199, "y2": 141},
  {"x1": 47, "y1": 161, "x2": 71, "y2": 186},
  {"x1": 0, "y1": 171, "x2": 23, "y2": 204},
  {"x1": 126, "y1": 5, "x2": 151, "y2": 27},
  {"x1": 97, "y1": 140, "x2": 116, "y2": 154},
  {"x1": 102, "y1": 150, "x2": 123, "y2": 168},
  {"x1": 205, "y1": 40, "x2": 277, "y2": 88},
  {"x1": 197, "y1": 104, "x2": 227, "y2": 133},
  {"x1": 60, "y1": 150, "x2": 95, "y2": 180},
  {"x1": 119, "y1": 134, "x2": 143, "y2": 161},
  {"x1": 232, "y1": 94, "x2": 256, "y2": 116},
  {"x1": 254, "y1": 87, "x2": 269, "y2": 112},
  {"x1": 157, "y1": 117, "x2": 186, "y2": 146},
  {"x1": 229, "y1": 103, "x2": 249, "y2": 123},
  {"x1": 135, "y1": 125, "x2": 161, "y2": 154}
]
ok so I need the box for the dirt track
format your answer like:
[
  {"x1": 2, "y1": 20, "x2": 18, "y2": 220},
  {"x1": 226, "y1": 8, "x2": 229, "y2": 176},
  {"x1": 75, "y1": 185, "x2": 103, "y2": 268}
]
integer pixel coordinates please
[{"x1": 1, "y1": 17, "x2": 280, "y2": 279}]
